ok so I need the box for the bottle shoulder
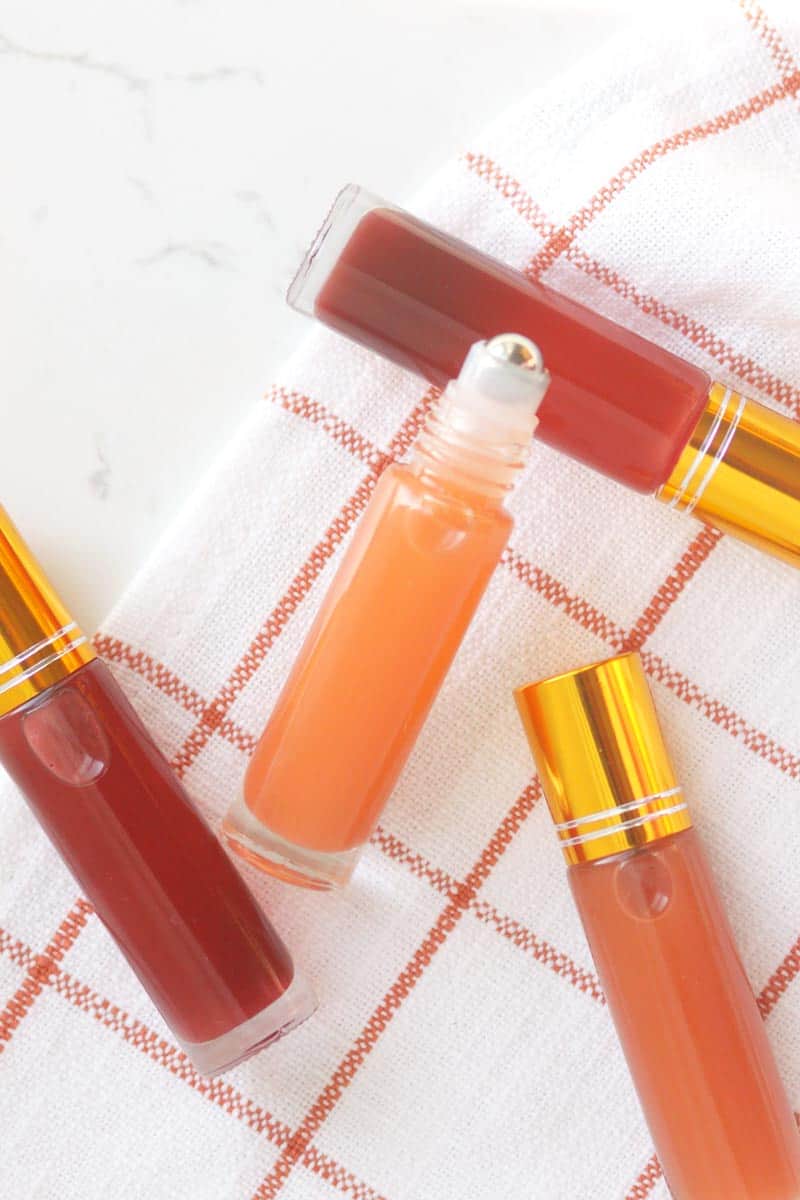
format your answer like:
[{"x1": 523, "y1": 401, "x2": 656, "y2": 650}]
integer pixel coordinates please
[{"x1": 384, "y1": 459, "x2": 512, "y2": 521}]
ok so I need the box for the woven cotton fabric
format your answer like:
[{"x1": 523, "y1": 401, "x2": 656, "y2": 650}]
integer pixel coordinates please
[{"x1": 2, "y1": 4, "x2": 800, "y2": 1197}]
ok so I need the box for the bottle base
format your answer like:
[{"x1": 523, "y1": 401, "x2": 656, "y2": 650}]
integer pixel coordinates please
[
  {"x1": 221, "y1": 789, "x2": 361, "y2": 891},
  {"x1": 179, "y1": 970, "x2": 317, "y2": 1077}
]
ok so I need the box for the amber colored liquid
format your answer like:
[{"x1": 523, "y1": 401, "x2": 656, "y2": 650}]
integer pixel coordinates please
[
  {"x1": 243, "y1": 462, "x2": 512, "y2": 854},
  {"x1": 0, "y1": 660, "x2": 294, "y2": 1046},
  {"x1": 571, "y1": 828, "x2": 800, "y2": 1199},
  {"x1": 315, "y1": 209, "x2": 710, "y2": 492}
]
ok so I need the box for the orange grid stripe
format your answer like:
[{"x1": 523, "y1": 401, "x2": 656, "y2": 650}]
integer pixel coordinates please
[
  {"x1": 760, "y1": 934, "x2": 800, "y2": 1018},
  {"x1": 462, "y1": 154, "x2": 800, "y2": 417},
  {"x1": 525, "y1": 69, "x2": 800, "y2": 281},
  {"x1": 372, "y1": 816, "x2": 605, "y2": 1005},
  {"x1": 0, "y1": 920, "x2": 389, "y2": 1200},
  {"x1": 740, "y1": 0, "x2": 799, "y2": 78},
  {"x1": 250, "y1": 768, "x2": 542, "y2": 1199},
  {"x1": 168, "y1": 388, "x2": 440, "y2": 784},
  {"x1": 623, "y1": 527, "x2": 724, "y2": 651},
  {"x1": 267, "y1": 385, "x2": 391, "y2": 473},
  {"x1": 0, "y1": 898, "x2": 92, "y2": 1052},
  {"x1": 625, "y1": 1154, "x2": 663, "y2": 1200}
]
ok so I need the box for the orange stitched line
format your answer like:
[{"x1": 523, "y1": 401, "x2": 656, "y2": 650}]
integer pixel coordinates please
[
  {"x1": 624, "y1": 527, "x2": 724, "y2": 651},
  {"x1": 501, "y1": 542, "x2": 800, "y2": 777},
  {"x1": 641, "y1": 648, "x2": 800, "y2": 776},
  {"x1": 739, "y1": 0, "x2": 799, "y2": 78},
  {"x1": 0, "y1": 899, "x2": 91, "y2": 1051},
  {"x1": 249, "y1": 778, "x2": 541, "y2": 1199},
  {"x1": 374, "y1": 814, "x2": 605, "y2": 1003},
  {"x1": 502, "y1": 546, "x2": 628, "y2": 647},
  {"x1": 267, "y1": 384, "x2": 391, "y2": 472},
  {"x1": 0, "y1": 920, "x2": 388, "y2": 1200},
  {"x1": 757, "y1": 933, "x2": 800, "y2": 1019},
  {"x1": 525, "y1": 70, "x2": 800, "y2": 281},
  {"x1": 625, "y1": 1154, "x2": 663, "y2": 1200},
  {"x1": 167, "y1": 388, "x2": 440, "y2": 782},
  {"x1": 463, "y1": 153, "x2": 800, "y2": 417}
]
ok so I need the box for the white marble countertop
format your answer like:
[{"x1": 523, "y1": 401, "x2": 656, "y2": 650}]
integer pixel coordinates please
[{"x1": 1, "y1": 0, "x2": 635, "y2": 629}]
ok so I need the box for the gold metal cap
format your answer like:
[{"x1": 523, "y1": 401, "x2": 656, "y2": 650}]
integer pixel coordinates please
[
  {"x1": 658, "y1": 383, "x2": 800, "y2": 568},
  {"x1": 515, "y1": 651, "x2": 691, "y2": 865},
  {"x1": 0, "y1": 507, "x2": 95, "y2": 719}
]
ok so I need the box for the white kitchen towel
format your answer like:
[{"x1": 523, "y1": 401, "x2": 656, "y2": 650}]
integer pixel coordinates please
[{"x1": 2, "y1": 4, "x2": 800, "y2": 1198}]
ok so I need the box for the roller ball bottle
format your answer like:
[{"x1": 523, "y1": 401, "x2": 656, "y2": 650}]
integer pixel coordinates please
[
  {"x1": 515, "y1": 651, "x2": 800, "y2": 1200},
  {"x1": 0, "y1": 507, "x2": 315, "y2": 1076},
  {"x1": 291, "y1": 185, "x2": 800, "y2": 568},
  {"x1": 223, "y1": 336, "x2": 550, "y2": 889}
]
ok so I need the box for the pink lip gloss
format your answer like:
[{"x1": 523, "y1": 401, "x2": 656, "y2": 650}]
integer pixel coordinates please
[
  {"x1": 0, "y1": 506, "x2": 316, "y2": 1076},
  {"x1": 290, "y1": 185, "x2": 800, "y2": 567},
  {"x1": 516, "y1": 651, "x2": 800, "y2": 1200},
  {"x1": 223, "y1": 335, "x2": 550, "y2": 889}
]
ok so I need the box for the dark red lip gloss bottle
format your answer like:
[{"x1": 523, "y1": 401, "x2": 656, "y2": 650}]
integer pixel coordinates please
[
  {"x1": 0, "y1": 506, "x2": 315, "y2": 1076},
  {"x1": 290, "y1": 185, "x2": 800, "y2": 568}
]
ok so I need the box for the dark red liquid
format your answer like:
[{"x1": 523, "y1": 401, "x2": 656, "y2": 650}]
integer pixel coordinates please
[
  {"x1": 315, "y1": 209, "x2": 710, "y2": 492},
  {"x1": 0, "y1": 659, "x2": 294, "y2": 1046}
]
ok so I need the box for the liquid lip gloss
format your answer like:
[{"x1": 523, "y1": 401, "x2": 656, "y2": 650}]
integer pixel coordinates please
[
  {"x1": 290, "y1": 185, "x2": 800, "y2": 568},
  {"x1": 515, "y1": 651, "x2": 800, "y2": 1200},
  {"x1": 0, "y1": 507, "x2": 315, "y2": 1076},
  {"x1": 223, "y1": 335, "x2": 550, "y2": 889}
]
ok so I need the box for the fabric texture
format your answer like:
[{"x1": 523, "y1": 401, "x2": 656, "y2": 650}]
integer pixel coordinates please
[{"x1": 2, "y1": 4, "x2": 800, "y2": 1197}]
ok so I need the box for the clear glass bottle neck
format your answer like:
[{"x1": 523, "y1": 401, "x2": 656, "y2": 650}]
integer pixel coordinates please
[
  {"x1": 407, "y1": 405, "x2": 531, "y2": 502},
  {"x1": 405, "y1": 338, "x2": 548, "y2": 501}
]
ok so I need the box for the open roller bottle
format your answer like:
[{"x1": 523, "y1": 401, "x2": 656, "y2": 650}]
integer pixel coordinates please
[{"x1": 223, "y1": 334, "x2": 549, "y2": 888}]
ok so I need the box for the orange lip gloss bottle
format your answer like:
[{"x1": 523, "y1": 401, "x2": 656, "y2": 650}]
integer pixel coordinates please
[
  {"x1": 223, "y1": 334, "x2": 550, "y2": 889},
  {"x1": 515, "y1": 652, "x2": 800, "y2": 1200}
]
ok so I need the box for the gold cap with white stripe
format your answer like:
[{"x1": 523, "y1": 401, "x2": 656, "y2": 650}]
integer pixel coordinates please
[
  {"x1": 514, "y1": 651, "x2": 691, "y2": 865},
  {"x1": 0, "y1": 507, "x2": 95, "y2": 719},
  {"x1": 657, "y1": 383, "x2": 800, "y2": 568}
]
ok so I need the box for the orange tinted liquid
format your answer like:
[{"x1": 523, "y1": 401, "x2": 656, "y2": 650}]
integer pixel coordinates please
[
  {"x1": 570, "y1": 828, "x2": 800, "y2": 1199},
  {"x1": 242, "y1": 463, "x2": 511, "y2": 855}
]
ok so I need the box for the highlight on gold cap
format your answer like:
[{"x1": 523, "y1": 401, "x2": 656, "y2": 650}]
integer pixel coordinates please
[
  {"x1": 514, "y1": 651, "x2": 691, "y2": 865},
  {"x1": 657, "y1": 382, "x2": 800, "y2": 568},
  {"x1": 0, "y1": 507, "x2": 95, "y2": 719}
]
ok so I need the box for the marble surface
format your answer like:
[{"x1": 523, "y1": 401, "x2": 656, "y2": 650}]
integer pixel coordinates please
[{"x1": 1, "y1": 0, "x2": 634, "y2": 629}]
